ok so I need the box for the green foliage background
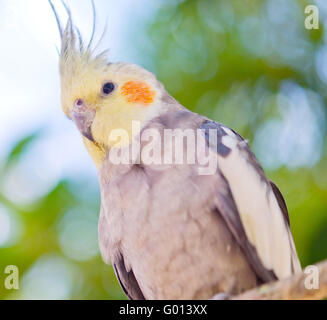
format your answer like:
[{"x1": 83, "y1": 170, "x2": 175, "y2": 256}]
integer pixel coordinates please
[{"x1": 0, "y1": 0, "x2": 326, "y2": 299}]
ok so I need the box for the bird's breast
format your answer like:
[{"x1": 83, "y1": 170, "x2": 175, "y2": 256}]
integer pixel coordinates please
[{"x1": 98, "y1": 162, "x2": 258, "y2": 299}]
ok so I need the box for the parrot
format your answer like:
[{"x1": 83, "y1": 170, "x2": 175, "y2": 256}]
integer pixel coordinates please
[{"x1": 49, "y1": 1, "x2": 302, "y2": 300}]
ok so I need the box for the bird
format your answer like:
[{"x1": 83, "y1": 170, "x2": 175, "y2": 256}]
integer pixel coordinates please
[{"x1": 49, "y1": 1, "x2": 302, "y2": 300}]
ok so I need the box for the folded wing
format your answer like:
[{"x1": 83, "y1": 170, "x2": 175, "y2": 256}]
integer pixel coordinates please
[{"x1": 200, "y1": 120, "x2": 301, "y2": 281}]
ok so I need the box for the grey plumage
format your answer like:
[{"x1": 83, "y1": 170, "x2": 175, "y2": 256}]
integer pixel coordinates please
[{"x1": 97, "y1": 102, "x2": 301, "y2": 299}]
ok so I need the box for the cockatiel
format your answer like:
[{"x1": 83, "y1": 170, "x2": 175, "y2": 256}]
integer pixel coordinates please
[{"x1": 50, "y1": 2, "x2": 301, "y2": 300}]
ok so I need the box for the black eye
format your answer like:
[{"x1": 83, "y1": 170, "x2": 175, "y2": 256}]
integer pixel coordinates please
[{"x1": 102, "y1": 82, "x2": 115, "y2": 95}]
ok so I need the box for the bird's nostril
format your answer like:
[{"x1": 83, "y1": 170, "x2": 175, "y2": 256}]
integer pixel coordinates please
[{"x1": 75, "y1": 99, "x2": 84, "y2": 106}]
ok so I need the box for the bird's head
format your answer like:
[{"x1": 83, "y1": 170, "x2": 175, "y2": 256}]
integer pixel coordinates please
[{"x1": 50, "y1": 1, "x2": 166, "y2": 168}]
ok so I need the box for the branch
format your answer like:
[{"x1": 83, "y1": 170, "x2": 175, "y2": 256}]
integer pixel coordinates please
[{"x1": 231, "y1": 259, "x2": 327, "y2": 300}]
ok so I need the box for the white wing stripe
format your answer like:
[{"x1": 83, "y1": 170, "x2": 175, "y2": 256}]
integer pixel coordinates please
[{"x1": 218, "y1": 129, "x2": 296, "y2": 279}]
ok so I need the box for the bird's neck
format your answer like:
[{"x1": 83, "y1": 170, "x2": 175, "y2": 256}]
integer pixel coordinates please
[{"x1": 84, "y1": 94, "x2": 184, "y2": 169}]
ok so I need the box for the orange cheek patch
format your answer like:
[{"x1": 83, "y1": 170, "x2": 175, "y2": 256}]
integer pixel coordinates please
[{"x1": 121, "y1": 81, "x2": 156, "y2": 105}]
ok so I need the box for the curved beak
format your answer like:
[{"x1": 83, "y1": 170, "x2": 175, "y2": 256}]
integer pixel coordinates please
[{"x1": 69, "y1": 100, "x2": 96, "y2": 142}]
